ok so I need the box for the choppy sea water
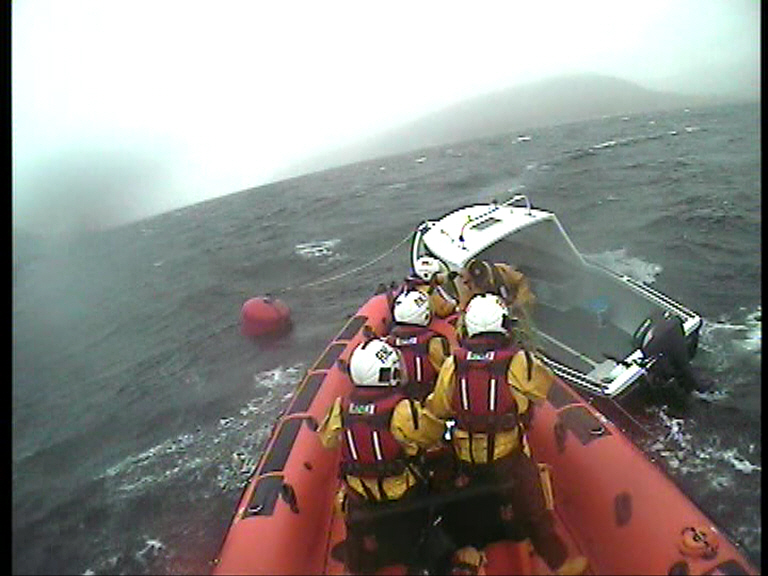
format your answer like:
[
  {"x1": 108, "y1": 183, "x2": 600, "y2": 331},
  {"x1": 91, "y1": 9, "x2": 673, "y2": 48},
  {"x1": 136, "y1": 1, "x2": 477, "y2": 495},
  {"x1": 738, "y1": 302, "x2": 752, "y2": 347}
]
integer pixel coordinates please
[{"x1": 12, "y1": 102, "x2": 760, "y2": 574}]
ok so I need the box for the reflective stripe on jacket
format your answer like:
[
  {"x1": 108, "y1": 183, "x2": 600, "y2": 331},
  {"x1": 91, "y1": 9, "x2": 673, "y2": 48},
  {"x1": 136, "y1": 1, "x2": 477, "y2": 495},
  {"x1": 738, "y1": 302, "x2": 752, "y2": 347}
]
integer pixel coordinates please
[
  {"x1": 426, "y1": 341, "x2": 554, "y2": 464},
  {"x1": 318, "y1": 394, "x2": 446, "y2": 501},
  {"x1": 387, "y1": 325, "x2": 445, "y2": 401},
  {"x1": 340, "y1": 388, "x2": 410, "y2": 483},
  {"x1": 450, "y1": 345, "x2": 520, "y2": 464},
  {"x1": 451, "y1": 347, "x2": 520, "y2": 433}
]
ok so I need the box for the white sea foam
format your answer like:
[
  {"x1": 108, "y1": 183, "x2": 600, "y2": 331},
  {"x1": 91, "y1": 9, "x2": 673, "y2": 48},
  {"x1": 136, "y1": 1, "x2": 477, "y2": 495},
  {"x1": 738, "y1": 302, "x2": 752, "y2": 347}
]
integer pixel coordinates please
[
  {"x1": 740, "y1": 306, "x2": 762, "y2": 354},
  {"x1": 136, "y1": 538, "x2": 165, "y2": 559},
  {"x1": 733, "y1": 525, "x2": 762, "y2": 557},
  {"x1": 591, "y1": 140, "x2": 617, "y2": 150},
  {"x1": 692, "y1": 388, "x2": 730, "y2": 402},
  {"x1": 100, "y1": 365, "x2": 304, "y2": 495},
  {"x1": 649, "y1": 407, "x2": 761, "y2": 478},
  {"x1": 254, "y1": 365, "x2": 303, "y2": 389},
  {"x1": 584, "y1": 248, "x2": 663, "y2": 284},
  {"x1": 294, "y1": 239, "x2": 341, "y2": 259},
  {"x1": 699, "y1": 305, "x2": 761, "y2": 357}
]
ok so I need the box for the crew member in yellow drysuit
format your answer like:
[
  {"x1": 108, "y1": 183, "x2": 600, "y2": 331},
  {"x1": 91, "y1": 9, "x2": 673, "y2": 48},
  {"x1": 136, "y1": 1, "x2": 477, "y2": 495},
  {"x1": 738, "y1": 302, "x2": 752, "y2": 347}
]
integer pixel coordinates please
[
  {"x1": 318, "y1": 337, "x2": 446, "y2": 573},
  {"x1": 425, "y1": 294, "x2": 588, "y2": 576}
]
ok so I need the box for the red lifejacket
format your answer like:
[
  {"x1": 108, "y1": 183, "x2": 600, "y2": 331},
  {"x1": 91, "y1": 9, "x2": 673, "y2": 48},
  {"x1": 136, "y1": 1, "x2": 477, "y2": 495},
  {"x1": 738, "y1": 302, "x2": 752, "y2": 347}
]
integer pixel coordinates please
[
  {"x1": 340, "y1": 388, "x2": 414, "y2": 491},
  {"x1": 450, "y1": 338, "x2": 521, "y2": 463},
  {"x1": 386, "y1": 325, "x2": 442, "y2": 401}
]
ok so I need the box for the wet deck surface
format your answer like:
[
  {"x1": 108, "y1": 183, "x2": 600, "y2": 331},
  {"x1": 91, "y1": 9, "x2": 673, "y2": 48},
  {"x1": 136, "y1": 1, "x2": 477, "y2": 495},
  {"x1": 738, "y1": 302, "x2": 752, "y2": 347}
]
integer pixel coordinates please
[{"x1": 532, "y1": 303, "x2": 634, "y2": 371}]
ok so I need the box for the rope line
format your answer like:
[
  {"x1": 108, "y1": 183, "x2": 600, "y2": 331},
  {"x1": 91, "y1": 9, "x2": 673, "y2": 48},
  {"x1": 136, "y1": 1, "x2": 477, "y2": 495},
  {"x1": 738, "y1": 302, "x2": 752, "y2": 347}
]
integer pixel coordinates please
[{"x1": 268, "y1": 231, "x2": 412, "y2": 296}]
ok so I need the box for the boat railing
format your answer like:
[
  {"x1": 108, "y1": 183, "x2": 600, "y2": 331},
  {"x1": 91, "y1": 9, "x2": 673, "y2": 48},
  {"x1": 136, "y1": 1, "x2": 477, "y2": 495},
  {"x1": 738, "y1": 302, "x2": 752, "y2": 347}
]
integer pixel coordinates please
[{"x1": 501, "y1": 193, "x2": 532, "y2": 215}]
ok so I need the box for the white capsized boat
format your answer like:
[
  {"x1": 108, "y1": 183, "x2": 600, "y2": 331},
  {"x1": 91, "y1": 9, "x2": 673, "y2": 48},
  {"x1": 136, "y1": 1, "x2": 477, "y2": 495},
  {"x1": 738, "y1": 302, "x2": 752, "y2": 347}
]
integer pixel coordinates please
[{"x1": 410, "y1": 194, "x2": 703, "y2": 401}]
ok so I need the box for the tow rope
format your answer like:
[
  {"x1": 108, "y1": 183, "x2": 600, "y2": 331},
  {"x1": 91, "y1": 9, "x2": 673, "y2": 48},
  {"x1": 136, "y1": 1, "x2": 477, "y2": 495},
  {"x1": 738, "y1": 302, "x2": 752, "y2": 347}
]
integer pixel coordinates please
[{"x1": 267, "y1": 231, "x2": 412, "y2": 296}]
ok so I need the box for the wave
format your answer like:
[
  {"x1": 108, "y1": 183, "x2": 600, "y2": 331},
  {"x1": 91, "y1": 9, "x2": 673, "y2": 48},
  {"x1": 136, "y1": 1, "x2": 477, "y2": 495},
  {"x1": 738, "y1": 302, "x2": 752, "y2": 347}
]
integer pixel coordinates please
[
  {"x1": 99, "y1": 365, "x2": 304, "y2": 496},
  {"x1": 72, "y1": 364, "x2": 304, "y2": 574},
  {"x1": 591, "y1": 139, "x2": 617, "y2": 150},
  {"x1": 646, "y1": 406, "x2": 761, "y2": 477},
  {"x1": 558, "y1": 124, "x2": 706, "y2": 163},
  {"x1": 81, "y1": 535, "x2": 171, "y2": 576},
  {"x1": 699, "y1": 305, "x2": 762, "y2": 357}
]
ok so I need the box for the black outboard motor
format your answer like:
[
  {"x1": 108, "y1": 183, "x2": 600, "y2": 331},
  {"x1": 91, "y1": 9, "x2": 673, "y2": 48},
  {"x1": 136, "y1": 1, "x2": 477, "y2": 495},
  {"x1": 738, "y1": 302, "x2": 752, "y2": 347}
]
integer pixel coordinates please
[{"x1": 633, "y1": 310, "x2": 703, "y2": 393}]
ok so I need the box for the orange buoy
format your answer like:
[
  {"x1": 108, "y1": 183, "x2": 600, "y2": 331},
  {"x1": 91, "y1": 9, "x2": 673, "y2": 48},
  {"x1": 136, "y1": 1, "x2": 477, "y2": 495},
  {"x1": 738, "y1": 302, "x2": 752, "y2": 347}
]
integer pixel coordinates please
[{"x1": 241, "y1": 297, "x2": 292, "y2": 338}]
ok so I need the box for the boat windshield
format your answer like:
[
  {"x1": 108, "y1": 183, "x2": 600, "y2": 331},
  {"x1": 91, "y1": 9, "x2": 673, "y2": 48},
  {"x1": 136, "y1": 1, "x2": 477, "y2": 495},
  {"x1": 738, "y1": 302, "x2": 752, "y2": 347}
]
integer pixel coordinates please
[
  {"x1": 473, "y1": 218, "x2": 584, "y2": 278},
  {"x1": 411, "y1": 222, "x2": 454, "y2": 272}
]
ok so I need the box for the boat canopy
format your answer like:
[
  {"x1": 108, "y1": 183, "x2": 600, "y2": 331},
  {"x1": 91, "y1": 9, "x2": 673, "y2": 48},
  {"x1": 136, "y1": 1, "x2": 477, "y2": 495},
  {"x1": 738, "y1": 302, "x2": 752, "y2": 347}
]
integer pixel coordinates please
[{"x1": 414, "y1": 195, "x2": 584, "y2": 272}]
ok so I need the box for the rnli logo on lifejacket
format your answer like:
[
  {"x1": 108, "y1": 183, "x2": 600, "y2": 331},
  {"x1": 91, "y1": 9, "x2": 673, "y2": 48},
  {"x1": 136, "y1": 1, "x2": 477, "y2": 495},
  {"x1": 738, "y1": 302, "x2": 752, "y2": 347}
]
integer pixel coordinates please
[
  {"x1": 467, "y1": 351, "x2": 495, "y2": 361},
  {"x1": 349, "y1": 402, "x2": 375, "y2": 415},
  {"x1": 375, "y1": 346, "x2": 396, "y2": 363},
  {"x1": 395, "y1": 336, "x2": 418, "y2": 346}
]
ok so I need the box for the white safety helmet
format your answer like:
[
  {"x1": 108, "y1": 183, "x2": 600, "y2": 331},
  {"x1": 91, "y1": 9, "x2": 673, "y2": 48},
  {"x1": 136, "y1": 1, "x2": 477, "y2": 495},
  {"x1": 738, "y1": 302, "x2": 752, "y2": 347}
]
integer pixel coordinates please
[
  {"x1": 464, "y1": 293, "x2": 510, "y2": 338},
  {"x1": 348, "y1": 338, "x2": 403, "y2": 387},
  {"x1": 393, "y1": 289, "x2": 431, "y2": 326},
  {"x1": 414, "y1": 256, "x2": 447, "y2": 282}
]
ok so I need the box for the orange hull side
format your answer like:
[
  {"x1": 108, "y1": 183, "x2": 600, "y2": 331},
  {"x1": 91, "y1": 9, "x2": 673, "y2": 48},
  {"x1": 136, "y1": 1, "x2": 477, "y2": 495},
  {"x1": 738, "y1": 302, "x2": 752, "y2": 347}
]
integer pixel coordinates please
[{"x1": 525, "y1": 378, "x2": 757, "y2": 575}]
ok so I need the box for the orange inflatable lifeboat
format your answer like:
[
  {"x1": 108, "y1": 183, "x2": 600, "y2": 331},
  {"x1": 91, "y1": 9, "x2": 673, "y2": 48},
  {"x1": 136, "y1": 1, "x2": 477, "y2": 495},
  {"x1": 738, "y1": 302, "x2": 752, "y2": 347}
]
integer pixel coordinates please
[{"x1": 212, "y1": 291, "x2": 758, "y2": 575}]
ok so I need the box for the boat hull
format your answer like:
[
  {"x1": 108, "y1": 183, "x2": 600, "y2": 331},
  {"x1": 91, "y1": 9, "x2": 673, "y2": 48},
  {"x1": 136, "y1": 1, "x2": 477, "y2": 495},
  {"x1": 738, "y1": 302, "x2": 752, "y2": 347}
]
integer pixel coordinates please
[{"x1": 410, "y1": 196, "x2": 703, "y2": 400}]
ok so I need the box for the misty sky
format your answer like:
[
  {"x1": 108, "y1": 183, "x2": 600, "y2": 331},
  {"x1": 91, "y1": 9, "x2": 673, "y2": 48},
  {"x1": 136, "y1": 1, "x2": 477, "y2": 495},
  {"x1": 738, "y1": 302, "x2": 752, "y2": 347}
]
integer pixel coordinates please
[{"x1": 12, "y1": 0, "x2": 760, "y2": 234}]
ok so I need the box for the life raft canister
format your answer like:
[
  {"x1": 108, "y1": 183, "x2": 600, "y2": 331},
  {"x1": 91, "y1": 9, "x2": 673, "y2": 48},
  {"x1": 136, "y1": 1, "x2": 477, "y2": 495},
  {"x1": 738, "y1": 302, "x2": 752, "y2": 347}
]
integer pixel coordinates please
[{"x1": 240, "y1": 297, "x2": 292, "y2": 338}]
